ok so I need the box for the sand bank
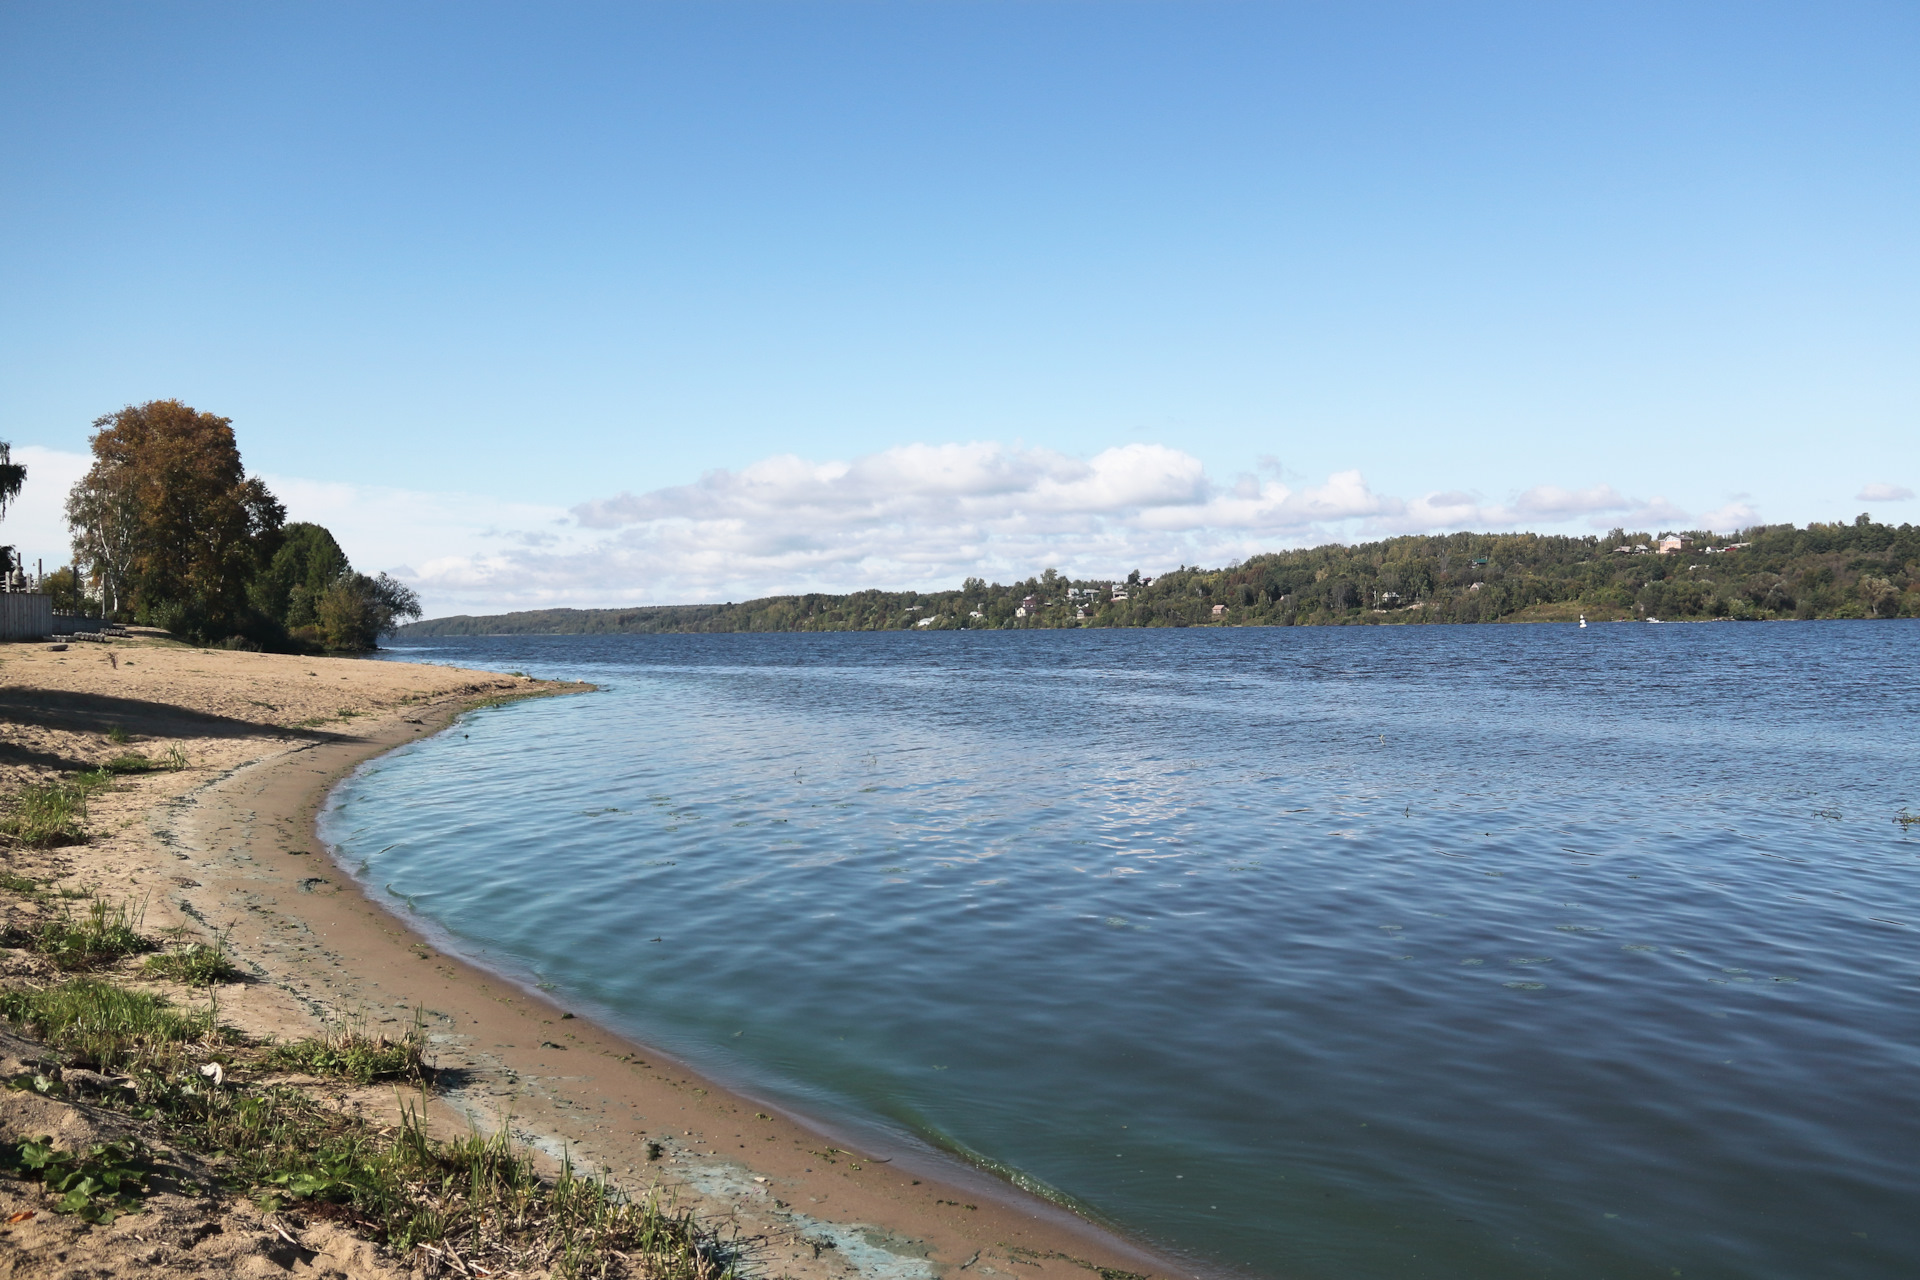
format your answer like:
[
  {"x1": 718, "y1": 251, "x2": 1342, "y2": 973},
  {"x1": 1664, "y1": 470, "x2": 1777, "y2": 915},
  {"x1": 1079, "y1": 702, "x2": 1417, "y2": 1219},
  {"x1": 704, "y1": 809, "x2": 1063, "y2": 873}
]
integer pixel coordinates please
[{"x1": 0, "y1": 638, "x2": 1178, "y2": 1280}]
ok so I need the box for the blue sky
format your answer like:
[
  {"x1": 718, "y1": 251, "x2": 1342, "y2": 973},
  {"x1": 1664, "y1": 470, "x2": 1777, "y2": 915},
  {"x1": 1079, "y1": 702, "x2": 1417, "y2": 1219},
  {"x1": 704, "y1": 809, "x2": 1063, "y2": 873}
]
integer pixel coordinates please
[{"x1": 2, "y1": 2, "x2": 1914, "y2": 612}]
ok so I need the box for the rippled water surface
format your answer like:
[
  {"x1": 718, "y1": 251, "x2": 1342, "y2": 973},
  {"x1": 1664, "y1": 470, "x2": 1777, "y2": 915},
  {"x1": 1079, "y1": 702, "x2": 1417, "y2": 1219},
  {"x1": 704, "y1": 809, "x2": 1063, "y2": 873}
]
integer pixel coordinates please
[{"x1": 330, "y1": 624, "x2": 1920, "y2": 1278}]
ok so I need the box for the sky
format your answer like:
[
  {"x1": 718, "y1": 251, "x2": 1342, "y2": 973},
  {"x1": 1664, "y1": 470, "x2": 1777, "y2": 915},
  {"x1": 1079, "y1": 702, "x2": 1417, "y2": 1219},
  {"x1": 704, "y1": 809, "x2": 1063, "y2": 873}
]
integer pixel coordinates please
[{"x1": 2, "y1": 1, "x2": 1915, "y2": 615}]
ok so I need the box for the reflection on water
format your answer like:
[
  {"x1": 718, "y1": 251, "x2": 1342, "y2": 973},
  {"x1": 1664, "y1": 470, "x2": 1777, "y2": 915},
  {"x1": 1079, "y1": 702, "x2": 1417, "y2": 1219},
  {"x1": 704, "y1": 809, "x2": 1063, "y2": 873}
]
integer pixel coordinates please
[{"x1": 330, "y1": 623, "x2": 1920, "y2": 1279}]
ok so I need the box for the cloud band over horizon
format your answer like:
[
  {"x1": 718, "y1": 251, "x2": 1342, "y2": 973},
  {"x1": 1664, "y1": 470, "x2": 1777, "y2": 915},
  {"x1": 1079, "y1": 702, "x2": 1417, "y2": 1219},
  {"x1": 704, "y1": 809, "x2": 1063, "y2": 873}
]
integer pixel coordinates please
[
  {"x1": 400, "y1": 442, "x2": 1786, "y2": 613},
  {"x1": 4, "y1": 441, "x2": 1910, "y2": 617}
]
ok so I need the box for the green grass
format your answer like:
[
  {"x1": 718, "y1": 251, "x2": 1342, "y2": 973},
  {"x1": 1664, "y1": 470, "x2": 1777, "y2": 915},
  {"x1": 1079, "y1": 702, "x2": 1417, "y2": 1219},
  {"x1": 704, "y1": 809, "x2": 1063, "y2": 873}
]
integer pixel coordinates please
[
  {"x1": 0, "y1": 767, "x2": 130, "y2": 848},
  {"x1": 241, "y1": 1100, "x2": 730, "y2": 1277},
  {"x1": 0, "y1": 979, "x2": 217, "y2": 1074},
  {"x1": 1, "y1": 781, "x2": 94, "y2": 848},
  {"x1": 264, "y1": 1016, "x2": 427, "y2": 1086},
  {"x1": 0, "y1": 973, "x2": 731, "y2": 1274},
  {"x1": 8, "y1": 897, "x2": 154, "y2": 971},
  {"x1": 105, "y1": 726, "x2": 130, "y2": 746},
  {"x1": 94, "y1": 746, "x2": 187, "y2": 776},
  {"x1": 143, "y1": 933, "x2": 243, "y2": 987}
]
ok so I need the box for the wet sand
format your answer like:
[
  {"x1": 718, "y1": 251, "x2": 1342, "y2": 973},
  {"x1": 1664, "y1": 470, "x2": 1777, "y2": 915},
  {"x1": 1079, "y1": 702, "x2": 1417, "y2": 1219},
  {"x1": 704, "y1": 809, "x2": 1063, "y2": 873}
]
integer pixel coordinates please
[{"x1": 0, "y1": 637, "x2": 1182, "y2": 1280}]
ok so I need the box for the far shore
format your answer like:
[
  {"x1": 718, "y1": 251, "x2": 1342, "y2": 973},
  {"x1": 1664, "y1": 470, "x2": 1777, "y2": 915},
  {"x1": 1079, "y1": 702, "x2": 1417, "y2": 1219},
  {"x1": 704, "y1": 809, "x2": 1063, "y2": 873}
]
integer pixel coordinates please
[{"x1": 0, "y1": 636, "x2": 1176, "y2": 1280}]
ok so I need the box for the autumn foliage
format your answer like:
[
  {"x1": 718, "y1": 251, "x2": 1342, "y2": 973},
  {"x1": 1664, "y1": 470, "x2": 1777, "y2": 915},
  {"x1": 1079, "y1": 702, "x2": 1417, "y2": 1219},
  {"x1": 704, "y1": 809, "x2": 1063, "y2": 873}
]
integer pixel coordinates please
[{"x1": 65, "y1": 400, "x2": 419, "y2": 649}]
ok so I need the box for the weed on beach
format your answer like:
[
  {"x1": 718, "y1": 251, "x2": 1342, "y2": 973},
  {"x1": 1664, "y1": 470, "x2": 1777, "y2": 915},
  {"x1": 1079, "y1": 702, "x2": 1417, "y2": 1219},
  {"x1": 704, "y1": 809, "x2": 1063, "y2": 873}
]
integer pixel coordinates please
[
  {"x1": 0, "y1": 779, "x2": 96, "y2": 848},
  {"x1": 93, "y1": 746, "x2": 188, "y2": 776},
  {"x1": 0, "y1": 979, "x2": 219, "y2": 1074},
  {"x1": 264, "y1": 1016, "x2": 427, "y2": 1086},
  {"x1": 7, "y1": 897, "x2": 155, "y2": 971},
  {"x1": 2, "y1": 1136, "x2": 152, "y2": 1224},
  {"x1": 0, "y1": 974, "x2": 737, "y2": 1276},
  {"x1": 248, "y1": 1100, "x2": 735, "y2": 1278},
  {"x1": 0, "y1": 871, "x2": 41, "y2": 895},
  {"x1": 143, "y1": 934, "x2": 243, "y2": 987}
]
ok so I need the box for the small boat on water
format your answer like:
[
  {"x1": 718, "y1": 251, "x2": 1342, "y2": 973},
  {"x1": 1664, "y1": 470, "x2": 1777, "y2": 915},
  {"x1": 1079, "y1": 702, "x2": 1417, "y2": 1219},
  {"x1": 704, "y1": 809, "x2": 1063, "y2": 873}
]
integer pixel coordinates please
[{"x1": 1579, "y1": 614, "x2": 1587, "y2": 628}]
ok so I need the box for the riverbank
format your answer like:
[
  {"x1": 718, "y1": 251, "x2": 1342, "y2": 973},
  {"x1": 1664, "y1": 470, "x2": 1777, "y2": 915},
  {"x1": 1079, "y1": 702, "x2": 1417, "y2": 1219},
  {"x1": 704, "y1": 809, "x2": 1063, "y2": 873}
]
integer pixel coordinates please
[{"x1": 0, "y1": 637, "x2": 1171, "y2": 1280}]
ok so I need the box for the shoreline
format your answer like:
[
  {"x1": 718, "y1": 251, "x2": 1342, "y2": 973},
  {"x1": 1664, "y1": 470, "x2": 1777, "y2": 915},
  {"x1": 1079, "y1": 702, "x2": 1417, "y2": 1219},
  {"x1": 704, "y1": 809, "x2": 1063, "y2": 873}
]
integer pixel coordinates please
[
  {"x1": 1, "y1": 639, "x2": 1191, "y2": 1280},
  {"x1": 295, "y1": 686, "x2": 1187, "y2": 1280}
]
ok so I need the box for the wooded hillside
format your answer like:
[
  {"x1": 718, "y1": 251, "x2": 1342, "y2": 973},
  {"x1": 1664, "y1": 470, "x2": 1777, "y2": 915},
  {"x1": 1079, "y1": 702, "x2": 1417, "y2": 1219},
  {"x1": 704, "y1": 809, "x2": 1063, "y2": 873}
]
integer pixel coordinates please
[{"x1": 398, "y1": 515, "x2": 1920, "y2": 636}]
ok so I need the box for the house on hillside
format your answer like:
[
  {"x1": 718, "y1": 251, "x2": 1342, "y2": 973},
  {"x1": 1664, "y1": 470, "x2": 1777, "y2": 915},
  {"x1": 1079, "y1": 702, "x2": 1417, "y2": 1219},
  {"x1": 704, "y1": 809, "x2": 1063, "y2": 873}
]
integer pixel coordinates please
[{"x1": 1657, "y1": 536, "x2": 1694, "y2": 555}]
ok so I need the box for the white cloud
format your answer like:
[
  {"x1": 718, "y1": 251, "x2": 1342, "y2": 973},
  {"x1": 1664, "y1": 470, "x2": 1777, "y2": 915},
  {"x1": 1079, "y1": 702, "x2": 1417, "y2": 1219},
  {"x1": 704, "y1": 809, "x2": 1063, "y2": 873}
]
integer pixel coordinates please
[
  {"x1": 0, "y1": 446, "x2": 91, "y2": 571},
  {"x1": 260, "y1": 474, "x2": 571, "y2": 582},
  {"x1": 1857, "y1": 482, "x2": 1914, "y2": 502},
  {"x1": 1696, "y1": 500, "x2": 1761, "y2": 534},
  {"x1": 0, "y1": 438, "x2": 1767, "y2": 616},
  {"x1": 401, "y1": 444, "x2": 1725, "y2": 614},
  {"x1": 1494, "y1": 483, "x2": 1633, "y2": 523},
  {"x1": 506, "y1": 443, "x2": 1414, "y2": 612},
  {"x1": 1618, "y1": 496, "x2": 1691, "y2": 529}
]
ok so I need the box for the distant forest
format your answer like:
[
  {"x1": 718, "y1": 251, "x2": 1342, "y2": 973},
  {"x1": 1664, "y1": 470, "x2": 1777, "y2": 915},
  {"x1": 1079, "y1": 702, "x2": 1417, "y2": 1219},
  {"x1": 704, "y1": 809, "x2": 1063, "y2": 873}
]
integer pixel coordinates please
[{"x1": 398, "y1": 515, "x2": 1920, "y2": 637}]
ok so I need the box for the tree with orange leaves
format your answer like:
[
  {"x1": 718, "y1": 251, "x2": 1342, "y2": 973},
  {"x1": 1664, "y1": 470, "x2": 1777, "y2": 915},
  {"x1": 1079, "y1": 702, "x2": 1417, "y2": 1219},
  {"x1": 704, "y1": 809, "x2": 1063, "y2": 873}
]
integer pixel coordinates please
[{"x1": 67, "y1": 400, "x2": 284, "y2": 641}]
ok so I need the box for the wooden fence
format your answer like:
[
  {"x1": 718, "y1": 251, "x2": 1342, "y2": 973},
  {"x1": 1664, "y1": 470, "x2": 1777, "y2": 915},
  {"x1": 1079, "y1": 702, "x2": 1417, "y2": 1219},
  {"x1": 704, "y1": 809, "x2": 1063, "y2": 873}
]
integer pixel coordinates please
[{"x1": 0, "y1": 593, "x2": 53, "y2": 641}]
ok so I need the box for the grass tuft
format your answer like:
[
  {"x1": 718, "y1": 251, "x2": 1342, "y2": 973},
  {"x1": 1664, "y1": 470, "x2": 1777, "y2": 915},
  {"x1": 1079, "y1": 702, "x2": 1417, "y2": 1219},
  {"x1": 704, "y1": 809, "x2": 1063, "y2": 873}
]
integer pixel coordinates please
[
  {"x1": 8, "y1": 897, "x2": 154, "y2": 971},
  {"x1": 143, "y1": 931, "x2": 243, "y2": 987},
  {"x1": 0, "y1": 769, "x2": 126, "y2": 848},
  {"x1": 0, "y1": 979, "x2": 217, "y2": 1074},
  {"x1": 264, "y1": 1015, "x2": 427, "y2": 1086},
  {"x1": 1, "y1": 781, "x2": 93, "y2": 848}
]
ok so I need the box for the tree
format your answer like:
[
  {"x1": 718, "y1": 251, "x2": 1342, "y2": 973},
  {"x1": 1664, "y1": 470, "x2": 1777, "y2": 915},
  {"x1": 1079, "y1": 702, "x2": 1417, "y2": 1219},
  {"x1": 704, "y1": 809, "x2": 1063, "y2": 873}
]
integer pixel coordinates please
[
  {"x1": 64, "y1": 457, "x2": 141, "y2": 618},
  {"x1": 315, "y1": 572, "x2": 423, "y2": 651},
  {"x1": 67, "y1": 400, "x2": 283, "y2": 639},
  {"x1": 40, "y1": 567, "x2": 91, "y2": 614},
  {"x1": 252, "y1": 523, "x2": 350, "y2": 630},
  {"x1": 0, "y1": 442, "x2": 23, "y2": 519}
]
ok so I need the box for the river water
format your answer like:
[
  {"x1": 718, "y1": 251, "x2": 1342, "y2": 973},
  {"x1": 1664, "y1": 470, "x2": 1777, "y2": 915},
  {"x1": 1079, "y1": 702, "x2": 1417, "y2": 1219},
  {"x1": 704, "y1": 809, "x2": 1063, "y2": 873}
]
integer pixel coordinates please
[{"x1": 328, "y1": 623, "x2": 1920, "y2": 1279}]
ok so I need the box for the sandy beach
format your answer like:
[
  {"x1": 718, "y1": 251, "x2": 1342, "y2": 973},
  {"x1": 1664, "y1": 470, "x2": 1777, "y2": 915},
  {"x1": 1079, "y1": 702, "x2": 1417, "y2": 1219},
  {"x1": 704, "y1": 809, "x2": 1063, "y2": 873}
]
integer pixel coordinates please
[{"x1": 0, "y1": 636, "x2": 1172, "y2": 1280}]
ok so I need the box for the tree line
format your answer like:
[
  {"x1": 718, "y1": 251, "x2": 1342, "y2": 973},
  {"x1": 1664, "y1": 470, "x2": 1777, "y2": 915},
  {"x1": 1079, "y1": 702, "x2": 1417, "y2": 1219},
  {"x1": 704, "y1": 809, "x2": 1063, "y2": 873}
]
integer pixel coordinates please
[
  {"x1": 400, "y1": 516, "x2": 1920, "y2": 637},
  {"x1": 35, "y1": 400, "x2": 419, "y2": 651}
]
